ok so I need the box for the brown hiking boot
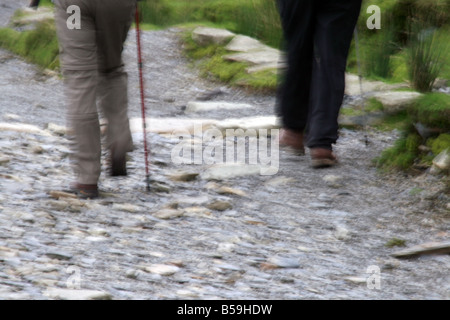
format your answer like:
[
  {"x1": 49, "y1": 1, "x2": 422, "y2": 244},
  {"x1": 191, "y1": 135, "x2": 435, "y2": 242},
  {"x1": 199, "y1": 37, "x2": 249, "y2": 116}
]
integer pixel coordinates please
[
  {"x1": 279, "y1": 128, "x2": 305, "y2": 155},
  {"x1": 68, "y1": 183, "x2": 99, "y2": 199},
  {"x1": 310, "y1": 148, "x2": 338, "y2": 168}
]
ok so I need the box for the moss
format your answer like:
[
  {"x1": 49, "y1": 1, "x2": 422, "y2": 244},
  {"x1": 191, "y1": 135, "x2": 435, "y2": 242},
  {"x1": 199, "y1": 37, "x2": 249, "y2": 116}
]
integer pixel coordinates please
[
  {"x1": 373, "y1": 110, "x2": 410, "y2": 132},
  {"x1": 366, "y1": 98, "x2": 384, "y2": 112},
  {"x1": 427, "y1": 133, "x2": 450, "y2": 155},
  {"x1": 408, "y1": 93, "x2": 450, "y2": 130},
  {"x1": 385, "y1": 238, "x2": 407, "y2": 248},
  {"x1": 375, "y1": 131, "x2": 422, "y2": 171}
]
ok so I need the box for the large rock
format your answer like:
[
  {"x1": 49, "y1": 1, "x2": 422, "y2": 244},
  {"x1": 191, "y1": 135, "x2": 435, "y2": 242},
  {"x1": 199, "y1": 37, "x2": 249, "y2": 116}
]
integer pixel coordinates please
[
  {"x1": 201, "y1": 164, "x2": 264, "y2": 180},
  {"x1": 345, "y1": 74, "x2": 409, "y2": 96},
  {"x1": 192, "y1": 27, "x2": 235, "y2": 46},
  {"x1": 225, "y1": 35, "x2": 266, "y2": 52},
  {"x1": 371, "y1": 91, "x2": 422, "y2": 114},
  {"x1": 223, "y1": 48, "x2": 282, "y2": 66}
]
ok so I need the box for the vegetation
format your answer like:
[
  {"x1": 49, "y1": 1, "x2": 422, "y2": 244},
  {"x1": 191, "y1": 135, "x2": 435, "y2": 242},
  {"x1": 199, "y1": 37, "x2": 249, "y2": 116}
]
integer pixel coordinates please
[
  {"x1": 0, "y1": 0, "x2": 448, "y2": 174},
  {"x1": 0, "y1": 20, "x2": 59, "y2": 70}
]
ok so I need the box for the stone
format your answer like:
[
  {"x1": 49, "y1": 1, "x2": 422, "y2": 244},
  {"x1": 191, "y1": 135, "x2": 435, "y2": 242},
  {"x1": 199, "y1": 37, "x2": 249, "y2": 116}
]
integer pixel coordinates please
[
  {"x1": 265, "y1": 256, "x2": 301, "y2": 269},
  {"x1": 48, "y1": 191, "x2": 77, "y2": 200},
  {"x1": 45, "y1": 251, "x2": 72, "y2": 261},
  {"x1": 46, "y1": 123, "x2": 67, "y2": 136},
  {"x1": 144, "y1": 264, "x2": 180, "y2": 276},
  {"x1": 43, "y1": 288, "x2": 112, "y2": 300},
  {"x1": 0, "y1": 122, "x2": 51, "y2": 136},
  {"x1": 371, "y1": 91, "x2": 422, "y2": 114},
  {"x1": 192, "y1": 27, "x2": 235, "y2": 46},
  {"x1": 323, "y1": 175, "x2": 344, "y2": 188},
  {"x1": 216, "y1": 186, "x2": 248, "y2": 197},
  {"x1": 111, "y1": 203, "x2": 142, "y2": 213},
  {"x1": 334, "y1": 225, "x2": 350, "y2": 240},
  {"x1": 186, "y1": 101, "x2": 253, "y2": 113},
  {"x1": 153, "y1": 208, "x2": 184, "y2": 220},
  {"x1": 225, "y1": 35, "x2": 266, "y2": 52},
  {"x1": 0, "y1": 157, "x2": 11, "y2": 166},
  {"x1": 201, "y1": 164, "x2": 263, "y2": 180},
  {"x1": 168, "y1": 171, "x2": 199, "y2": 182},
  {"x1": 213, "y1": 116, "x2": 280, "y2": 134},
  {"x1": 432, "y1": 149, "x2": 450, "y2": 171},
  {"x1": 223, "y1": 48, "x2": 282, "y2": 66},
  {"x1": 207, "y1": 200, "x2": 233, "y2": 212}
]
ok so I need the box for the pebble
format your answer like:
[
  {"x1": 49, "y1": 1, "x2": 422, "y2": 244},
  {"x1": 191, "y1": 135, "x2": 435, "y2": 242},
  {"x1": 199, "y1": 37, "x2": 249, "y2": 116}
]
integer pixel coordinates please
[
  {"x1": 43, "y1": 288, "x2": 112, "y2": 300},
  {"x1": 153, "y1": 208, "x2": 184, "y2": 220},
  {"x1": 143, "y1": 264, "x2": 180, "y2": 276},
  {"x1": 207, "y1": 200, "x2": 233, "y2": 211}
]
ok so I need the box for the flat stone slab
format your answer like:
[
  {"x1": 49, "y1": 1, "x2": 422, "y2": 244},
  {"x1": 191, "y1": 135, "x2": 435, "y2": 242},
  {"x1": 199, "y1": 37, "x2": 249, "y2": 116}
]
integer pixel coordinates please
[
  {"x1": 223, "y1": 48, "x2": 282, "y2": 66},
  {"x1": 130, "y1": 117, "x2": 216, "y2": 135},
  {"x1": 201, "y1": 163, "x2": 264, "y2": 180},
  {"x1": 392, "y1": 241, "x2": 450, "y2": 259},
  {"x1": 213, "y1": 116, "x2": 280, "y2": 134},
  {"x1": 225, "y1": 35, "x2": 266, "y2": 52},
  {"x1": 0, "y1": 122, "x2": 51, "y2": 136},
  {"x1": 186, "y1": 101, "x2": 254, "y2": 113},
  {"x1": 192, "y1": 27, "x2": 235, "y2": 46},
  {"x1": 371, "y1": 91, "x2": 422, "y2": 113},
  {"x1": 345, "y1": 74, "x2": 410, "y2": 96}
]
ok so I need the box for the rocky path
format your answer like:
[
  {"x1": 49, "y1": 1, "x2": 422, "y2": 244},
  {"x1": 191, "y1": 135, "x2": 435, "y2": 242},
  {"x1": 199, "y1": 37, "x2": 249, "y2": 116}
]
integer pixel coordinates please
[{"x1": 0, "y1": 0, "x2": 449, "y2": 300}]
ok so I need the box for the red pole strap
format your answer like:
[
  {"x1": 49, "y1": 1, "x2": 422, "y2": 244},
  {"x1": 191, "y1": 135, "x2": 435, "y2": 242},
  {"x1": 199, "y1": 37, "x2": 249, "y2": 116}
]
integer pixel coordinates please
[{"x1": 135, "y1": 4, "x2": 151, "y2": 191}]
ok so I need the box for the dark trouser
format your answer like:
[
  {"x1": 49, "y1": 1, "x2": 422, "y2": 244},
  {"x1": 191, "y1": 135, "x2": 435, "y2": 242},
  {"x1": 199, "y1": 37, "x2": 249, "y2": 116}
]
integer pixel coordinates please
[
  {"x1": 54, "y1": 0, "x2": 135, "y2": 184},
  {"x1": 276, "y1": 0, "x2": 362, "y2": 149}
]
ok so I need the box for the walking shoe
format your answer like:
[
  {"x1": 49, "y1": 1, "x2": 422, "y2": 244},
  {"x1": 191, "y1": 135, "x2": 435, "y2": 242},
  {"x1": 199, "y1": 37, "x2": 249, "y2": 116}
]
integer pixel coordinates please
[
  {"x1": 310, "y1": 148, "x2": 338, "y2": 168},
  {"x1": 279, "y1": 128, "x2": 305, "y2": 155},
  {"x1": 110, "y1": 145, "x2": 127, "y2": 177},
  {"x1": 67, "y1": 183, "x2": 99, "y2": 199}
]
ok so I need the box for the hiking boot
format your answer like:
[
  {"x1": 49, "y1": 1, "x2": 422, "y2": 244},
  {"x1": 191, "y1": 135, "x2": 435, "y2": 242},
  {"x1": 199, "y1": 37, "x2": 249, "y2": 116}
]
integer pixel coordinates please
[
  {"x1": 279, "y1": 128, "x2": 305, "y2": 155},
  {"x1": 110, "y1": 145, "x2": 127, "y2": 177},
  {"x1": 68, "y1": 183, "x2": 99, "y2": 199},
  {"x1": 310, "y1": 148, "x2": 338, "y2": 168}
]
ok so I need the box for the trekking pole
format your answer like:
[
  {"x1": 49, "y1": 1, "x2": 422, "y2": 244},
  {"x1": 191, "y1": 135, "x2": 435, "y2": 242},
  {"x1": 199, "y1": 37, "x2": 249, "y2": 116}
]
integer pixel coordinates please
[
  {"x1": 354, "y1": 27, "x2": 370, "y2": 146},
  {"x1": 135, "y1": 3, "x2": 151, "y2": 191}
]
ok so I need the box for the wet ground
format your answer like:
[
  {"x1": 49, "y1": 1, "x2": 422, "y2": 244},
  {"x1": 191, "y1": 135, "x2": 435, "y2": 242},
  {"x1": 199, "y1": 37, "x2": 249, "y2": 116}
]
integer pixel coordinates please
[{"x1": 0, "y1": 0, "x2": 449, "y2": 300}]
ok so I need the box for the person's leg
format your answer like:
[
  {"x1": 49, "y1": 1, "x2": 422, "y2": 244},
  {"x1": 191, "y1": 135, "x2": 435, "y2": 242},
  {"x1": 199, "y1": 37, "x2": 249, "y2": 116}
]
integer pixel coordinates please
[
  {"x1": 95, "y1": 0, "x2": 135, "y2": 176},
  {"x1": 276, "y1": 0, "x2": 316, "y2": 133},
  {"x1": 306, "y1": 0, "x2": 362, "y2": 151},
  {"x1": 54, "y1": 0, "x2": 102, "y2": 188}
]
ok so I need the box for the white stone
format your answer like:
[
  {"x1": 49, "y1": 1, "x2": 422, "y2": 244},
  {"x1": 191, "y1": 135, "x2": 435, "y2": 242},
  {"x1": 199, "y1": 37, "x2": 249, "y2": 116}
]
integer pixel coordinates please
[
  {"x1": 0, "y1": 122, "x2": 51, "y2": 136},
  {"x1": 225, "y1": 35, "x2": 266, "y2": 52},
  {"x1": 223, "y1": 48, "x2": 282, "y2": 66},
  {"x1": 371, "y1": 91, "x2": 422, "y2": 113},
  {"x1": 192, "y1": 27, "x2": 235, "y2": 46},
  {"x1": 432, "y1": 148, "x2": 450, "y2": 171},
  {"x1": 43, "y1": 288, "x2": 112, "y2": 300},
  {"x1": 201, "y1": 163, "x2": 263, "y2": 180},
  {"x1": 47, "y1": 123, "x2": 67, "y2": 136},
  {"x1": 186, "y1": 101, "x2": 254, "y2": 113},
  {"x1": 112, "y1": 203, "x2": 142, "y2": 213},
  {"x1": 144, "y1": 264, "x2": 180, "y2": 276}
]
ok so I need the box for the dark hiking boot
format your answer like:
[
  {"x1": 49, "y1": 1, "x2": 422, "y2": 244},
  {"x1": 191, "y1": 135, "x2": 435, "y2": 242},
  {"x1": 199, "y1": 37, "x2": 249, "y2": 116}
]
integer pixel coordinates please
[
  {"x1": 279, "y1": 128, "x2": 305, "y2": 155},
  {"x1": 310, "y1": 148, "x2": 338, "y2": 168},
  {"x1": 68, "y1": 183, "x2": 99, "y2": 199}
]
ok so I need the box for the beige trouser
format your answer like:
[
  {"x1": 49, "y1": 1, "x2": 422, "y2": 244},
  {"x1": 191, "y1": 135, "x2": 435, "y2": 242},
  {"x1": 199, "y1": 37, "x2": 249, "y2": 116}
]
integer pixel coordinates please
[{"x1": 54, "y1": 0, "x2": 135, "y2": 185}]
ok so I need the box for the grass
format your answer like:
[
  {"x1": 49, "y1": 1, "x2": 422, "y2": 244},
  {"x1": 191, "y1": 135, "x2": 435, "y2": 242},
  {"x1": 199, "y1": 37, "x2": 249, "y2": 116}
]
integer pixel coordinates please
[
  {"x1": 182, "y1": 30, "x2": 277, "y2": 93},
  {"x1": 408, "y1": 93, "x2": 450, "y2": 130},
  {"x1": 0, "y1": 20, "x2": 59, "y2": 70}
]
